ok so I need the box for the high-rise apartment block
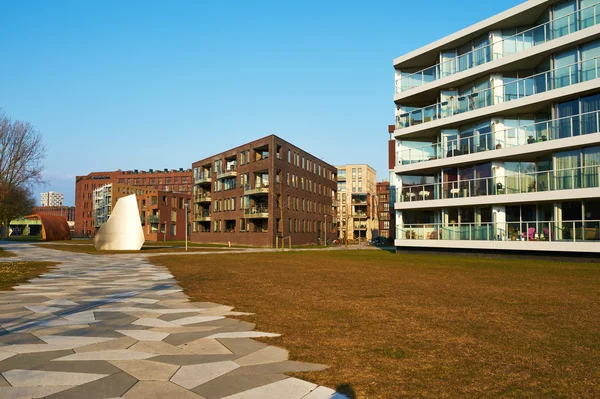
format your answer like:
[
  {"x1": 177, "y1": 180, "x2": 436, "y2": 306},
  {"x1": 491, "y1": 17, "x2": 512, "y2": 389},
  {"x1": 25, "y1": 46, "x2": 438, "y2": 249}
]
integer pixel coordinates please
[
  {"x1": 392, "y1": 0, "x2": 600, "y2": 253},
  {"x1": 75, "y1": 168, "x2": 192, "y2": 237},
  {"x1": 191, "y1": 135, "x2": 337, "y2": 247},
  {"x1": 335, "y1": 164, "x2": 378, "y2": 241},
  {"x1": 40, "y1": 191, "x2": 64, "y2": 207}
]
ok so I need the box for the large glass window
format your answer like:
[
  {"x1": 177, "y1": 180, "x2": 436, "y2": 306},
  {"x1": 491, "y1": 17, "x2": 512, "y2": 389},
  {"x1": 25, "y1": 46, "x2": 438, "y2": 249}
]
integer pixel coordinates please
[
  {"x1": 581, "y1": 93, "x2": 600, "y2": 134},
  {"x1": 553, "y1": 0, "x2": 577, "y2": 39},
  {"x1": 556, "y1": 149, "x2": 582, "y2": 189},
  {"x1": 583, "y1": 145, "x2": 600, "y2": 187},
  {"x1": 554, "y1": 48, "x2": 578, "y2": 88},
  {"x1": 556, "y1": 99, "x2": 580, "y2": 138}
]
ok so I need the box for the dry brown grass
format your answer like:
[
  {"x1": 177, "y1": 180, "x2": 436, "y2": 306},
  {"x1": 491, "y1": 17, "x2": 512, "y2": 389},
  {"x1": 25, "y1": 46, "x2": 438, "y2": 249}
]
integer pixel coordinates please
[
  {"x1": 0, "y1": 261, "x2": 57, "y2": 291},
  {"x1": 151, "y1": 250, "x2": 600, "y2": 399},
  {"x1": 35, "y1": 244, "x2": 240, "y2": 255}
]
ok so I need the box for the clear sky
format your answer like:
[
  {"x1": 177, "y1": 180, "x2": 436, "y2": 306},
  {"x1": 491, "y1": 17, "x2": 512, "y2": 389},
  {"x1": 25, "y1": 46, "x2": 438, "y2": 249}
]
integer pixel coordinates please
[{"x1": 0, "y1": 0, "x2": 523, "y2": 206}]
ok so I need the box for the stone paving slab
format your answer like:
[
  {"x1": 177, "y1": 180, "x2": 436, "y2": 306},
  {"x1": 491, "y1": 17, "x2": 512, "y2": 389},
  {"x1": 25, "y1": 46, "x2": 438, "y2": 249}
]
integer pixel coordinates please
[{"x1": 0, "y1": 242, "x2": 347, "y2": 398}]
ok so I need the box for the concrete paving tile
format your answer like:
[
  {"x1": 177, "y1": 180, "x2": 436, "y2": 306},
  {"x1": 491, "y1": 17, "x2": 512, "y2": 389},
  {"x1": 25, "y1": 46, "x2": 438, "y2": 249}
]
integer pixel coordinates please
[
  {"x1": 44, "y1": 299, "x2": 79, "y2": 306},
  {"x1": 192, "y1": 373, "x2": 288, "y2": 399},
  {"x1": 169, "y1": 316, "x2": 225, "y2": 326},
  {"x1": 24, "y1": 305, "x2": 62, "y2": 314},
  {"x1": 188, "y1": 318, "x2": 242, "y2": 328},
  {"x1": 170, "y1": 361, "x2": 240, "y2": 389},
  {"x1": 0, "y1": 373, "x2": 9, "y2": 387},
  {"x1": 234, "y1": 346, "x2": 289, "y2": 366},
  {"x1": 0, "y1": 385, "x2": 75, "y2": 399},
  {"x1": 208, "y1": 321, "x2": 256, "y2": 334},
  {"x1": 122, "y1": 380, "x2": 205, "y2": 399},
  {"x1": 196, "y1": 306, "x2": 234, "y2": 316},
  {"x1": 162, "y1": 331, "x2": 214, "y2": 346},
  {"x1": 2, "y1": 369, "x2": 108, "y2": 386},
  {"x1": 114, "y1": 298, "x2": 160, "y2": 304},
  {"x1": 109, "y1": 360, "x2": 179, "y2": 381},
  {"x1": 49, "y1": 326, "x2": 127, "y2": 338},
  {"x1": 0, "y1": 350, "x2": 74, "y2": 372},
  {"x1": 39, "y1": 335, "x2": 115, "y2": 348},
  {"x1": 44, "y1": 372, "x2": 138, "y2": 399},
  {"x1": 206, "y1": 331, "x2": 280, "y2": 339},
  {"x1": 189, "y1": 302, "x2": 224, "y2": 309},
  {"x1": 216, "y1": 338, "x2": 269, "y2": 357},
  {"x1": 221, "y1": 377, "x2": 316, "y2": 399},
  {"x1": 33, "y1": 360, "x2": 123, "y2": 375},
  {"x1": 131, "y1": 318, "x2": 179, "y2": 328},
  {"x1": 158, "y1": 313, "x2": 205, "y2": 322},
  {"x1": 30, "y1": 325, "x2": 89, "y2": 337},
  {"x1": 227, "y1": 361, "x2": 328, "y2": 376},
  {"x1": 0, "y1": 333, "x2": 45, "y2": 345},
  {"x1": 74, "y1": 337, "x2": 138, "y2": 353},
  {"x1": 54, "y1": 349, "x2": 155, "y2": 361},
  {"x1": 116, "y1": 330, "x2": 169, "y2": 341},
  {"x1": 128, "y1": 341, "x2": 193, "y2": 356},
  {"x1": 148, "y1": 326, "x2": 219, "y2": 334},
  {"x1": 178, "y1": 338, "x2": 233, "y2": 355},
  {"x1": 150, "y1": 354, "x2": 239, "y2": 366},
  {"x1": 1, "y1": 344, "x2": 84, "y2": 354},
  {"x1": 302, "y1": 386, "x2": 349, "y2": 398}
]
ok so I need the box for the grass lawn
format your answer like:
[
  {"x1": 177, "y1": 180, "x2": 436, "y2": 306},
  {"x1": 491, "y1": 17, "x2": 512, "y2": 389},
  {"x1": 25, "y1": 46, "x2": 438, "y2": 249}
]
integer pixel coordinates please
[
  {"x1": 0, "y1": 260, "x2": 57, "y2": 291},
  {"x1": 36, "y1": 243, "x2": 245, "y2": 255},
  {"x1": 151, "y1": 250, "x2": 600, "y2": 399}
]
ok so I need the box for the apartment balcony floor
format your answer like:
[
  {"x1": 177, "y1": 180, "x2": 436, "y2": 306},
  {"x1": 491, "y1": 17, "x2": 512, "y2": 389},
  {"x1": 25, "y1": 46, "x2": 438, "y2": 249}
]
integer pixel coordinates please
[{"x1": 395, "y1": 239, "x2": 600, "y2": 253}]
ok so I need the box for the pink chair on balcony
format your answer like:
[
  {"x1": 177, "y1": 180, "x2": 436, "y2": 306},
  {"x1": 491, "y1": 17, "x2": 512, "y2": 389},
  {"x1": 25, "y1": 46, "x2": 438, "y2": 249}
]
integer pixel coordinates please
[{"x1": 522, "y1": 227, "x2": 536, "y2": 241}]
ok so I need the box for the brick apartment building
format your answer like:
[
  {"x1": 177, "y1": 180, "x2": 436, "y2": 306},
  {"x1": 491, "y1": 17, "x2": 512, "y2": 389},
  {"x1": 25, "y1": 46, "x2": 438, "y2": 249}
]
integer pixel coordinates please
[
  {"x1": 31, "y1": 206, "x2": 76, "y2": 222},
  {"x1": 335, "y1": 164, "x2": 378, "y2": 241},
  {"x1": 75, "y1": 168, "x2": 192, "y2": 236},
  {"x1": 191, "y1": 135, "x2": 337, "y2": 247},
  {"x1": 92, "y1": 182, "x2": 191, "y2": 242},
  {"x1": 376, "y1": 181, "x2": 395, "y2": 241}
]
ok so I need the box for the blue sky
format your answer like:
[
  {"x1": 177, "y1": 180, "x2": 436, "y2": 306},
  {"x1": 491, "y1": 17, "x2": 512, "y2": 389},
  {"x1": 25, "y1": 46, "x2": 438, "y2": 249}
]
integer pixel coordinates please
[{"x1": 0, "y1": 0, "x2": 522, "y2": 205}]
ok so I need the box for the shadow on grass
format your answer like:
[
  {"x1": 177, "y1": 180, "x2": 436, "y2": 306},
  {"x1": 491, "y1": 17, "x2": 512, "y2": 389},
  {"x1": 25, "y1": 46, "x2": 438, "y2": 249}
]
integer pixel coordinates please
[{"x1": 336, "y1": 383, "x2": 356, "y2": 399}]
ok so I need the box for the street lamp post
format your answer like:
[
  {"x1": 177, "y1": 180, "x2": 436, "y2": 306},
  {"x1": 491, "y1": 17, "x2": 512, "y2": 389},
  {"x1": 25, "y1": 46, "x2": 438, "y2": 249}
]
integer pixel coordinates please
[{"x1": 324, "y1": 214, "x2": 327, "y2": 247}]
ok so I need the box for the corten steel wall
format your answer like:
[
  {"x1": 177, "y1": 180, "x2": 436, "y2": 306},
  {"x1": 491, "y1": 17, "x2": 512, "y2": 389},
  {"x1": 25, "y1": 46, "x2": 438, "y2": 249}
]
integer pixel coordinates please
[
  {"x1": 191, "y1": 135, "x2": 337, "y2": 247},
  {"x1": 25, "y1": 214, "x2": 71, "y2": 241},
  {"x1": 140, "y1": 191, "x2": 191, "y2": 242},
  {"x1": 75, "y1": 169, "x2": 192, "y2": 237},
  {"x1": 32, "y1": 206, "x2": 76, "y2": 222}
]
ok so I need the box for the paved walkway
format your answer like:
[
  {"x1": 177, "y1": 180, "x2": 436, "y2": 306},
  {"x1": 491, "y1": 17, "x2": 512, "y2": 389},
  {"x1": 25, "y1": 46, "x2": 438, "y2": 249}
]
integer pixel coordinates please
[{"x1": 0, "y1": 243, "x2": 346, "y2": 399}]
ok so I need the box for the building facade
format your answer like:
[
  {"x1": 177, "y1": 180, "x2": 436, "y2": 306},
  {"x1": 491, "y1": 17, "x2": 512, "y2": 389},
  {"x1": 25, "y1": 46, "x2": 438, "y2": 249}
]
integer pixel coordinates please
[
  {"x1": 40, "y1": 191, "x2": 64, "y2": 207},
  {"x1": 191, "y1": 135, "x2": 337, "y2": 247},
  {"x1": 140, "y1": 191, "x2": 191, "y2": 242},
  {"x1": 31, "y1": 206, "x2": 75, "y2": 222},
  {"x1": 336, "y1": 164, "x2": 378, "y2": 241},
  {"x1": 75, "y1": 168, "x2": 192, "y2": 236},
  {"x1": 392, "y1": 0, "x2": 600, "y2": 253},
  {"x1": 377, "y1": 181, "x2": 395, "y2": 241}
]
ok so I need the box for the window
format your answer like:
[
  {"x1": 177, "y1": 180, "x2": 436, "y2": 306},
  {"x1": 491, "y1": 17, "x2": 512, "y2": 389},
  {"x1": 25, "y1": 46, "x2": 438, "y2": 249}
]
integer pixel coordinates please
[
  {"x1": 352, "y1": 168, "x2": 356, "y2": 179},
  {"x1": 170, "y1": 223, "x2": 176, "y2": 236},
  {"x1": 358, "y1": 168, "x2": 362, "y2": 179},
  {"x1": 288, "y1": 149, "x2": 291, "y2": 163}
]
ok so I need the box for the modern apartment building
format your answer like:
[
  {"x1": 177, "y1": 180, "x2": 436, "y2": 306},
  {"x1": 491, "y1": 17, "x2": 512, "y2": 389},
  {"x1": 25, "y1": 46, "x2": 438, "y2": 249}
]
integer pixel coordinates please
[
  {"x1": 93, "y1": 183, "x2": 150, "y2": 230},
  {"x1": 40, "y1": 191, "x2": 64, "y2": 207},
  {"x1": 336, "y1": 164, "x2": 378, "y2": 241},
  {"x1": 191, "y1": 135, "x2": 337, "y2": 247},
  {"x1": 377, "y1": 181, "x2": 395, "y2": 240},
  {"x1": 75, "y1": 168, "x2": 192, "y2": 236},
  {"x1": 392, "y1": 0, "x2": 600, "y2": 253}
]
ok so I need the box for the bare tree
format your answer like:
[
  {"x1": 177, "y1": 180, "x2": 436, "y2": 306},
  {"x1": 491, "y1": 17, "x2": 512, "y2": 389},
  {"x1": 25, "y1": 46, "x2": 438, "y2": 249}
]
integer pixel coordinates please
[
  {"x1": 0, "y1": 109, "x2": 45, "y2": 236},
  {"x1": 0, "y1": 186, "x2": 36, "y2": 232}
]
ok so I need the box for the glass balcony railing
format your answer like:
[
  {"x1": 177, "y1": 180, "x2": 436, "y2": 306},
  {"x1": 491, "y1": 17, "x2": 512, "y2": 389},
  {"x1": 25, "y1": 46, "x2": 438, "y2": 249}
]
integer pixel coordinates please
[
  {"x1": 147, "y1": 215, "x2": 160, "y2": 224},
  {"x1": 397, "y1": 164, "x2": 600, "y2": 203},
  {"x1": 397, "y1": 220, "x2": 600, "y2": 242},
  {"x1": 397, "y1": 110, "x2": 600, "y2": 165},
  {"x1": 395, "y1": 3, "x2": 600, "y2": 93},
  {"x1": 396, "y1": 56, "x2": 600, "y2": 130}
]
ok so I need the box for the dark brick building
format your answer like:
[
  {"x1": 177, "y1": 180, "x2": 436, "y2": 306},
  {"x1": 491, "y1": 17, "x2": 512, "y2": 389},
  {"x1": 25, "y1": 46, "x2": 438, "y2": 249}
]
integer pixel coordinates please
[
  {"x1": 31, "y1": 206, "x2": 76, "y2": 222},
  {"x1": 191, "y1": 135, "x2": 337, "y2": 247},
  {"x1": 75, "y1": 168, "x2": 192, "y2": 236},
  {"x1": 377, "y1": 180, "x2": 395, "y2": 241}
]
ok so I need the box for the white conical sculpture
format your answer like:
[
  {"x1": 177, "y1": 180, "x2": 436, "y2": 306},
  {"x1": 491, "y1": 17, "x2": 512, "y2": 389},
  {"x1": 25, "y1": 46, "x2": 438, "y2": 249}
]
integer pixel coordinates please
[{"x1": 93, "y1": 194, "x2": 145, "y2": 251}]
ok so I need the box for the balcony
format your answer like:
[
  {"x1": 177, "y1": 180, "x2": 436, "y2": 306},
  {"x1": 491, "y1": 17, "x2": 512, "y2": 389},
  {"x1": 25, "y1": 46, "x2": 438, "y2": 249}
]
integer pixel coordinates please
[
  {"x1": 397, "y1": 165, "x2": 600, "y2": 203},
  {"x1": 245, "y1": 205, "x2": 269, "y2": 218},
  {"x1": 195, "y1": 213, "x2": 211, "y2": 222},
  {"x1": 216, "y1": 166, "x2": 237, "y2": 179},
  {"x1": 194, "y1": 193, "x2": 212, "y2": 203},
  {"x1": 396, "y1": 56, "x2": 600, "y2": 130},
  {"x1": 147, "y1": 215, "x2": 160, "y2": 224},
  {"x1": 352, "y1": 212, "x2": 368, "y2": 218},
  {"x1": 195, "y1": 175, "x2": 212, "y2": 184},
  {"x1": 395, "y1": 3, "x2": 600, "y2": 93},
  {"x1": 244, "y1": 184, "x2": 269, "y2": 195},
  {"x1": 398, "y1": 220, "x2": 600, "y2": 243},
  {"x1": 397, "y1": 110, "x2": 600, "y2": 166}
]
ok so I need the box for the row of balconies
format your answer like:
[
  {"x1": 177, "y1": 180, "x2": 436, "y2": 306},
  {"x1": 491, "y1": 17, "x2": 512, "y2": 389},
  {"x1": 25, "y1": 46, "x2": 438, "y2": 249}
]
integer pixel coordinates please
[
  {"x1": 397, "y1": 55, "x2": 600, "y2": 131},
  {"x1": 395, "y1": 3, "x2": 600, "y2": 93}
]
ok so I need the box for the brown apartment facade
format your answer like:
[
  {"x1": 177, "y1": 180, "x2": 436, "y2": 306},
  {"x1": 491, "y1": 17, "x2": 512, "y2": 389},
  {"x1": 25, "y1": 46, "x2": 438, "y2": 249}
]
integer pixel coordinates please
[
  {"x1": 191, "y1": 135, "x2": 337, "y2": 247},
  {"x1": 75, "y1": 168, "x2": 192, "y2": 236},
  {"x1": 376, "y1": 181, "x2": 395, "y2": 241}
]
